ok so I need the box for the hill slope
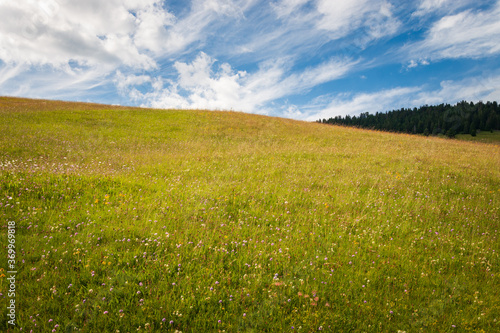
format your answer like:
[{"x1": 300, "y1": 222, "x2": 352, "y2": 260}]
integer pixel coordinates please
[{"x1": 1, "y1": 97, "x2": 499, "y2": 332}]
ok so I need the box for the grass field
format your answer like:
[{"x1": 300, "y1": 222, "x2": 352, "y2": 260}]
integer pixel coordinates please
[
  {"x1": 455, "y1": 131, "x2": 500, "y2": 145},
  {"x1": 1, "y1": 97, "x2": 499, "y2": 332}
]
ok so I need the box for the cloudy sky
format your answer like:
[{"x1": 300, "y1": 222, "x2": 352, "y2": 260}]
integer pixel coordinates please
[{"x1": 1, "y1": 0, "x2": 499, "y2": 120}]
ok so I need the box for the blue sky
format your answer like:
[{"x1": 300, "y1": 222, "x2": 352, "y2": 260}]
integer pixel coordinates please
[{"x1": 1, "y1": 0, "x2": 500, "y2": 120}]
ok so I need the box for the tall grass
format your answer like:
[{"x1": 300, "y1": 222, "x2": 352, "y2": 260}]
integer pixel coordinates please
[{"x1": 0, "y1": 97, "x2": 499, "y2": 332}]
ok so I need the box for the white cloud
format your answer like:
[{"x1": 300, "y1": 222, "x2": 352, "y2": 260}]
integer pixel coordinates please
[
  {"x1": 408, "y1": 3, "x2": 500, "y2": 61},
  {"x1": 272, "y1": 0, "x2": 310, "y2": 18},
  {"x1": 307, "y1": 72, "x2": 500, "y2": 120},
  {"x1": 154, "y1": 0, "x2": 247, "y2": 56},
  {"x1": 133, "y1": 3, "x2": 176, "y2": 54},
  {"x1": 308, "y1": 87, "x2": 421, "y2": 120},
  {"x1": 280, "y1": 57, "x2": 359, "y2": 95},
  {"x1": 239, "y1": 0, "x2": 400, "y2": 64},
  {"x1": 198, "y1": 0, "x2": 246, "y2": 17},
  {"x1": 0, "y1": 0, "x2": 258, "y2": 103},
  {"x1": 413, "y1": 74, "x2": 500, "y2": 106},
  {"x1": 0, "y1": 0, "x2": 161, "y2": 70},
  {"x1": 0, "y1": 63, "x2": 25, "y2": 87},
  {"x1": 282, "y1": 104, "x2": 304, "y2": 119},
  {"x1": 316, "y1": 0, "x2": 400, "y2": 40},
  {"x1": 122, "y1": 52, "x2": 356, "y2": 114},
  {"x1": 407, "y1": 60, "x2": 418, "y2": 69},
  {"x1": 0, "y1": 63, "x2": 112, "y2": 101},
  {"x1": 405, "y1": 58, "x2": 430, "y2": 70},
  {"x1": 0, "y1": 0, "x2": 253, "y2": 70},
  {"x1": 1, "y1": 0, "x2": 498, "y2": 121},
  {"x1": 412, "y1": 0, "x2": 474, "y2": 17},
  {"x1": 113, "y1": 71, "x2": 152, "y2": 97}
]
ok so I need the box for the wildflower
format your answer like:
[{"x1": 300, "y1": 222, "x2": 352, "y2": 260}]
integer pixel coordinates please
[
  {"x1": 104, "y1": 311, "x2": 108, "y2": 314},
  {"x1": 170, "y1": 321, "x2": 174, "y2": 324}
]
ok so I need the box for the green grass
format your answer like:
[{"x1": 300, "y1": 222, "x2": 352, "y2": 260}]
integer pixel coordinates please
[
  {"x1": 1, "y1": 97, "x2": 499, "y2": 332},
  {"x1": 455, "y1": 130, "x2": 500, "y2": 145}
]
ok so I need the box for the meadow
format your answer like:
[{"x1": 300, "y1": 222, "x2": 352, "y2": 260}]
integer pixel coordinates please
[
  {"x1": 455, "y1": 131, "x2": 500, "y2": 145},
  {"x1": 0, "y1": 97, "x2": 499, "y2": 332}
]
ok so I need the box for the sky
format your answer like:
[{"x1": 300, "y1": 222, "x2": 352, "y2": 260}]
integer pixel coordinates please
[{"x1": 1, "y1": 0, "x2": 500, "y2": 121}]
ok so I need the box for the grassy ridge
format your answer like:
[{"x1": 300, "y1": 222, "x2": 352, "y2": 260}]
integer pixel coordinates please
[{"x1": 1, "y1": 97, "x2": 499, "y2": 332}]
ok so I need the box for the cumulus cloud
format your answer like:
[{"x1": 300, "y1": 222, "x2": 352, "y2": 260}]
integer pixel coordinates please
[
  {"x1": 0, "y1": 0, "x2": 163, "y2": 70},
  {"x1": 132, "y1": 3, "x2": 176, "y2": 54},
  {"x1": 404, "y1": 58, "x2": 430, "y2": 70},
  {"x1": 122, "y1": 52, "x2": 356, "y2": 114},
  {"x1": 0, "y1": 0, "x2": 150, "y2": 68},
  {"x1": 0, "y1": 0, "x2": 253, "y2": 69},
  {"x1": 0, "y1": 0, "x2": 260, "y2": 104}
]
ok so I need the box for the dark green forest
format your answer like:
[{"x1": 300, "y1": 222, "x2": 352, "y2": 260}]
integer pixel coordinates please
[{"x1": 318, "y1": 101, "x2": 500, "y2": 137}]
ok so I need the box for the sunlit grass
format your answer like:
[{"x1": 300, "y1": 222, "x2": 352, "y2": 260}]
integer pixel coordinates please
[
  {"x1": 0, "y1": 97, "x2": 499, "y2": 332},
  {"x1": 455, "y1": 130, "x2": 500, "y2": 145}
]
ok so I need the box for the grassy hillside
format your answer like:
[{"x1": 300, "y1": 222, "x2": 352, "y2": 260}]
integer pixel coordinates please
[
  {"x1": 1, "y1": 97, "x2": 499, "y2": 332},
  {"x1": 455, "y1": 131, "x2": 500, "y2": 145}
]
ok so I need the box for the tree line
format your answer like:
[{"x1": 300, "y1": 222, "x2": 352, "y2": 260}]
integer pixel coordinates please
[{"x1": 318, "y1": 101, "x2": 500, "y2": 137}]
